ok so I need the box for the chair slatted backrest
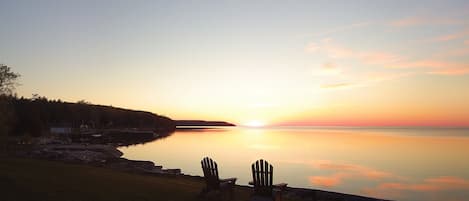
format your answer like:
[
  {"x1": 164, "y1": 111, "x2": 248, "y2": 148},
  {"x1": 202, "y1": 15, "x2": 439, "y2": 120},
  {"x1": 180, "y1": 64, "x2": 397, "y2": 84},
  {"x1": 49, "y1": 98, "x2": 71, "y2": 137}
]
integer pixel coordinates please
[
  {"x1": 251, "y1": 159, "x2": 274, "y2": 196},
  {"x1": 201, "y1": 157, "x2": 220, "y2": 190}
]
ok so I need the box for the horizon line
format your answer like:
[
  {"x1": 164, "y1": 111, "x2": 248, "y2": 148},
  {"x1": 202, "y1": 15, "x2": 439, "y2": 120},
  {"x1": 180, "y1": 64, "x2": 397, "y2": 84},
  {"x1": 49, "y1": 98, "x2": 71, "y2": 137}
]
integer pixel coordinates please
[{"x1": 231, "y1": 125, "x2": 469, "y2": 129}]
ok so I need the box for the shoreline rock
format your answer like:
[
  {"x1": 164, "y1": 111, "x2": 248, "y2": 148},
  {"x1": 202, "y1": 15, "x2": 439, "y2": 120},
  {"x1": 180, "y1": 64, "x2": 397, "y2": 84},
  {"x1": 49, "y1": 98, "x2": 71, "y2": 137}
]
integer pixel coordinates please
[{"x1": 17, "y1": 143, "x2": 183, "y2": 176}]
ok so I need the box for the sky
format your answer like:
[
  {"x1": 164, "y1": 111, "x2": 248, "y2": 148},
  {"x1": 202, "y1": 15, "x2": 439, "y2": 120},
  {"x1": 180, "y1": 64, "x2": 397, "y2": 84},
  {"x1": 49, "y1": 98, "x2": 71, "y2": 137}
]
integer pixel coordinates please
[{"x1": 1, "y1": 0, "x2": 469, "y2": 127}]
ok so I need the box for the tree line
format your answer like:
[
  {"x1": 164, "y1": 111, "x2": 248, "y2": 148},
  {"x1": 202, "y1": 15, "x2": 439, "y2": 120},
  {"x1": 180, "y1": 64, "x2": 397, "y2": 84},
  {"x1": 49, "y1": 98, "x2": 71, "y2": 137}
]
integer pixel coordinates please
[
  {"x1": 1, "y1": 95, "x2": 176, "y2": 137},
  {"x1": 0, "y1": 64, "x2": 175, "y2": 139}
]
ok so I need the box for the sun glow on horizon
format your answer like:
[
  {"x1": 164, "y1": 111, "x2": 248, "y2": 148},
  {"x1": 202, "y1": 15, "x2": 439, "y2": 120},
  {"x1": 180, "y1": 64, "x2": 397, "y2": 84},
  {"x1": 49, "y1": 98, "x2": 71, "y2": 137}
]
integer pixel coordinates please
[{"x1": 243, "y1": 120, "x2": 267, "y2": 128}]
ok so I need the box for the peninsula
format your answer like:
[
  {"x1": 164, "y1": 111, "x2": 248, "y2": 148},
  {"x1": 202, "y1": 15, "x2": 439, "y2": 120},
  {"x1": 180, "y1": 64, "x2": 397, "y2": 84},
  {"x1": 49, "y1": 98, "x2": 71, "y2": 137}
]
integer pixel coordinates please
[{"x1": 175, "y1": 120, "x2": 236, "y2": 127}]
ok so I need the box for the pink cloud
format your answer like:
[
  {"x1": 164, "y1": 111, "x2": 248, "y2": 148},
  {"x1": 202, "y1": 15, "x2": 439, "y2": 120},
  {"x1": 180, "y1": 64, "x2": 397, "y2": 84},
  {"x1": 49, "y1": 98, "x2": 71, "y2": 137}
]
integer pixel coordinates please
[
  {"x1": 319, "y1": 42, "x2": 469, "y2": 74},
  {"x1": 309, "y1": 160, "x2": 397, "y2": 188},
  {"x1": 365, "y1": 72, "x2": 414, "y2": 82},
  {"x1": 316, "y1": 22, "x2": 373, "y2": 36},
  {"x1": 315, "y1": 161, "x2": 356, "y2": 171},
  {"x1": 465, "y1": 40, "x2": 469, "y2": 45},
  {"x1": 390, "y1": 16, "x2": 463, "y2": 27},
  {"x1": 383, "y1": 177, "x2": 469, "y2": 191},
  {"x1": 320, "y1": 83, "x2": 354, "y2": 89},
  {"x1": 435, "y1": 33, "x2": 464, "y2": 41},
  {"x1": 390, "y1": 17, "x2": 423, "y2": 27},
  {"x1": 426, "y1": 176, "x2": 469, "y2": 188},
  {"x1": 312, "y1": 160, "x2": 394, "y2": 180},
  {"x1": 322, "y1": 62, "x2": 337, "y2": 69},
  {"x1": 362, "y1": 176, "x2": 469, "y2": 199},
  {"x1": 318, "y1": 40, "x2": 403, "y2": 65},
  {"x1": 395, "y1": 60, "x2": 462, "y2": 69},
  {"x1": 358, "y1": 52, "x2": 402, "y2": 65},
  {"x1": 309, "y1": 173, "x2": 346, "y2": 187},
  {"x1": 393, "y1": 60, "x2": 469, "y2": 75},
  {"x1": 318, "y1": 62, "x2": 342, "y2": 75},
  {"x1": 428, "y1": 67, "x2": 469, "y2": 75},
  {"x1": 433, "y1": 29, "x2": 469, "y2": 42},
  {"x1": 305, "y1": 42, "x2": 319, "y2": 53},
  {"x1": 306, "y1": 38, "x2": 469, "y2": 85},
  {"x1": 434, "y1": 47, "x2": 469, "y2": 58},
  {"x1": 322, "y1": 43, "x2": 355, "y2": 59},
  {"x1": 312, "y1": 62, "x2": 343, "y2": 77}
]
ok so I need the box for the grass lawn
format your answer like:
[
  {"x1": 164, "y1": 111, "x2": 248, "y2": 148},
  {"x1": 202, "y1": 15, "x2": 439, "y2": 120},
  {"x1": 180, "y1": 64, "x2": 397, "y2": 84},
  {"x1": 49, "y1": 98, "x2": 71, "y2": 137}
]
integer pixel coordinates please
[{"x1": 1, "y1": 157, "x2": 284, "y2": 201}]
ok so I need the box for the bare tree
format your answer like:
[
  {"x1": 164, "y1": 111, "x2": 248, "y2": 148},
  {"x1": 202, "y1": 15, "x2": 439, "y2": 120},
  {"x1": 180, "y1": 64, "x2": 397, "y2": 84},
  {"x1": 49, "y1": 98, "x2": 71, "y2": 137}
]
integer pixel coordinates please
[
  {"x1": 0, "y1": 64, "x2": 19, "y2": 147},
  {"x1": 0, "y1": 64, "x2": 20, "y2": 95}
]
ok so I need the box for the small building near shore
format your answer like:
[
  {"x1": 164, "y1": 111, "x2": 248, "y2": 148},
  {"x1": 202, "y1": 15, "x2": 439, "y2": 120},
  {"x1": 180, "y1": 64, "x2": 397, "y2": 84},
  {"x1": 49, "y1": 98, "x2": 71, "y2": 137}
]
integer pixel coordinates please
[{"x1": 50, "y1": 125, "x2": 73, "y2": 135}]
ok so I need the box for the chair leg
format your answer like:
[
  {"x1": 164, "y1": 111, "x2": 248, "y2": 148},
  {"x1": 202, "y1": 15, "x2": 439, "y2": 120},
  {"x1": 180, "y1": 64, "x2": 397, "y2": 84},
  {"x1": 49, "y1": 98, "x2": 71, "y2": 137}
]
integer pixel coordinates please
[
  {"x1": 198, "y1": 187, "x2": 208, "y2": 199},
  {"x1": 229, "y1": 187, "x2": 235, "y2": 201},
  {"x1": 274, "y1": 191, "x2": 282, "y2": 201}
]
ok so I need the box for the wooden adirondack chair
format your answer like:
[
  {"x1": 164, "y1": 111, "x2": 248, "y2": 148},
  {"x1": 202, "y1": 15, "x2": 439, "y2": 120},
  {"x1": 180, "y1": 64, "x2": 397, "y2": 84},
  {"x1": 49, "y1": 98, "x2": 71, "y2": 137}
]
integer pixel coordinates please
[
  {"x1": 200, "y1": 157, "x2": 237, "y2": 200},
  {"x1": 249, "y1": 159, "x2": 287, "y2": 201}
]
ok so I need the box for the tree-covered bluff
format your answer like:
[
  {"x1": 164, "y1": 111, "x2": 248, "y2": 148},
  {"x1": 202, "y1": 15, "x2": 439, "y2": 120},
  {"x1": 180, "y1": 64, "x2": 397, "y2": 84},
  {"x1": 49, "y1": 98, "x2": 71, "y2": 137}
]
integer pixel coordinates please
[{"x1": 0, "y1": 95, "x2": 175, "y2": 137}]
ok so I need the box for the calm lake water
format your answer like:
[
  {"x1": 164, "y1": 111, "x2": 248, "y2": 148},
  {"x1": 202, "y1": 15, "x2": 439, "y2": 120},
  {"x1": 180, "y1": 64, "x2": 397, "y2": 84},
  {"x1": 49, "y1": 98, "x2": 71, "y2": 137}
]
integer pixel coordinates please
[{"x1": 118, "y1": 127, "x2": 469, "y2": 201}]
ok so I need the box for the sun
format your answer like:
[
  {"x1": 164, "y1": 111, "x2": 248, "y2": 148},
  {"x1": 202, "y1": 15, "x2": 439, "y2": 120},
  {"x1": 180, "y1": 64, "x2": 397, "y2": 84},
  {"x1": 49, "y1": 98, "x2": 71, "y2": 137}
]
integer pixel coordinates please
[{"x1": 244, "y1": 120, "x2": 267, "y2": 128}]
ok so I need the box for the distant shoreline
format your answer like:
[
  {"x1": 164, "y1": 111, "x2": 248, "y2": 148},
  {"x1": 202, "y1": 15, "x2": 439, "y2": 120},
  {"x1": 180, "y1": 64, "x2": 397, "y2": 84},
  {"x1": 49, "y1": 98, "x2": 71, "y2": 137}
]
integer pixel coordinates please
[{"x1": 175, "y1": 120, "x2": 236, "y2": 127}]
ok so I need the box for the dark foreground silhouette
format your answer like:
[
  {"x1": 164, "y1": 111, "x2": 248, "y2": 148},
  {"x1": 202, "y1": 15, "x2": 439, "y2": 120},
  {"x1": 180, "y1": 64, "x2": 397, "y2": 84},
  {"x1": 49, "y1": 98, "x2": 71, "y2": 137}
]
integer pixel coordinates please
[{"x1": 1, "y1": 157, "x2": 390, "y2": 201}]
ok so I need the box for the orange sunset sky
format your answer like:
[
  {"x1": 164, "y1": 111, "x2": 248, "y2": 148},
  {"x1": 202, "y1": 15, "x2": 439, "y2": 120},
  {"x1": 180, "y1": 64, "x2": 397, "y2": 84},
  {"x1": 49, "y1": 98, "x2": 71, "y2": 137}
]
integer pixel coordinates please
[{"x1": 1, "y1": 1, "x2": 469, "y2": 127}]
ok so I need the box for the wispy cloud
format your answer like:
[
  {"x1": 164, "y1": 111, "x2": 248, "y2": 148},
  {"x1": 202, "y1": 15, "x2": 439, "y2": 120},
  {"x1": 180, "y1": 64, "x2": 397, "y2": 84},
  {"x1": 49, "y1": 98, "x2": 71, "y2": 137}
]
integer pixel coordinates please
[
  {"x1": 435, "y1": 33, "x2": 465, "y2": 42},
  {"x1": 291, "y1": 159, "x2": 469, "y2": 200},
  {"x1": 318, "y1": 72, "x2": 414, "y2": 90},
  {"x1": 308, "y1": 160, "x2": 396, "y2": 187},
  {"x1": 395, "y1": 60, "x2": 469, "y2": 75},
  {"x1": 390, "y1": 16, "x2": 463, "y2": 27},
  {"x1": 432, "y1": 29, "x2": 469, "y2": 42},
  {"x1": 309, "y1": 173, "x2": 346, "y2": 187},
  {"x1": 305, "y1": 17, "x2": 469, "y2": 93},
  {"x1": 393, "y1": 60, "x2": 469, "y2": 75},
  {"x1": 390, "y1": 17, "x2": 423, "y2": 27},
  {"x1": 428, "y1": 67, "x2": 469, "y2": 75},
  {"x1": 308, "y1": 40, "x2": 420, "y2": 90},
  {"x1": 433, "y1": 47, "x2": 469, "y2": 58},
  {"x1": 313, "y1": 62, "x2": 342, "y2": 76},
  {"x1": 320, "y1": 83, "x2": 354, "y2": 89},
  {"x1": 362, "y1": 176, "x2": 469, "y2": 199},
  {"x1": 318, "y1": 39, "x2": 404, "y2": 65},
  {"x1": 312, "y1": 160, "x2": 395, "y2": 180},
  {"x1": 315, "y1": 22, "x2": 373, "y2": 36},
  {"x1": 322, "y1": 62, "x2": 336, "y2": 69},
  {"x1": 394, "y1": 60, "x2": 462, "y2": 69},
  {"x1": 305, "y1": 42, "x2": 320, "y2": 53},
  {"x1": 364, "y1": 72, "x2": 414, "y2": 82},
  {"x1": 307, "y1": 39, "x2": 469, "y2": 76}
]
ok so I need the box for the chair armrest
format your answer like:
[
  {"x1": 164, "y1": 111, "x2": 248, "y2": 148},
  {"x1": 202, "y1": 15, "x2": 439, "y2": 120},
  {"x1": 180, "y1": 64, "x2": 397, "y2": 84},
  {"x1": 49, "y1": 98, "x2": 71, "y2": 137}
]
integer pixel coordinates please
[
  {"x1": 220, "y1": 177, "x2": 237, "y2": 184},
  {"x1": 273, "y1": 183, "x2": 288, "y2": 201},
  {"x1": 273, "y1": 183, "x2": 288, "y2": 190}
]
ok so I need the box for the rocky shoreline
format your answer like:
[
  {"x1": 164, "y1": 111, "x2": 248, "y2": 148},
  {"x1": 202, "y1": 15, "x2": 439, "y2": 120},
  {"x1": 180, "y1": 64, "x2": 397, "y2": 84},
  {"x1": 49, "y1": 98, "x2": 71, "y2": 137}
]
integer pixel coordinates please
[{"x1": 18, "y1": 143, "x2": 182, "y2": 175}]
